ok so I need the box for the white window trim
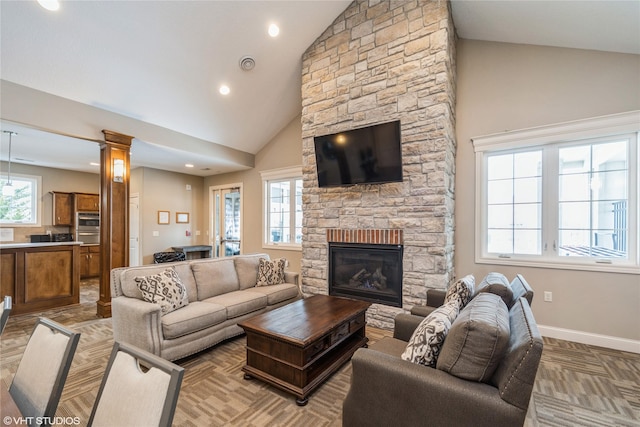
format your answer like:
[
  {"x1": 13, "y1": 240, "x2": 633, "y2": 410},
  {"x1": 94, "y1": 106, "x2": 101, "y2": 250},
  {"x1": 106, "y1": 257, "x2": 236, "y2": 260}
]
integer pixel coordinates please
[
  {"x1": 473, "y1": 111, "x2": 640, "y2": 275},
  {"x1": 260, "y1": 166, "x2": 303, "y2": 251},
  {"x1": 0, "y1": 173, "x2": 42, "y2": 227}
]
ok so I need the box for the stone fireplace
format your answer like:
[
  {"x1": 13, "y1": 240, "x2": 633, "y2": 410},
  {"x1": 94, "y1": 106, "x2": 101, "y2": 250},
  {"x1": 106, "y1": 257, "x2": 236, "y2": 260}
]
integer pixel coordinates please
[{"x1": 300, "y1": 0, "x2": 457, "y2": 329}]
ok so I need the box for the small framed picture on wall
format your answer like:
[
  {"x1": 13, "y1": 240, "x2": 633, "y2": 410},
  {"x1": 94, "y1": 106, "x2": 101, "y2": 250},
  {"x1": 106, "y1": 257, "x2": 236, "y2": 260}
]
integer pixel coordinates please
[
  {"x1": 158, "y1": 210, "x2": 170, "y2": 224},
  {"x1": 176, "y1": 212, "x2": 190, "y2": 224}
]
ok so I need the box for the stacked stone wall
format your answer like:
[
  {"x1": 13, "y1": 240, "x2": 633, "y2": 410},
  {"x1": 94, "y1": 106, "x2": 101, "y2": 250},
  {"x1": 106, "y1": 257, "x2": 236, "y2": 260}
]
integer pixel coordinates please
[{"x1": 301, "y1": 0, "x2": 457, "y2": 329}]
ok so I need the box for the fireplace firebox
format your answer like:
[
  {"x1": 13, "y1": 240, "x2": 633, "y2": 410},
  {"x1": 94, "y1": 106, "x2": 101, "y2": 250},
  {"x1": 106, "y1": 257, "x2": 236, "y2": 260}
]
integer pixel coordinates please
[{"x1": 328, "y1": 243, "x2": 403, "y2": 307}]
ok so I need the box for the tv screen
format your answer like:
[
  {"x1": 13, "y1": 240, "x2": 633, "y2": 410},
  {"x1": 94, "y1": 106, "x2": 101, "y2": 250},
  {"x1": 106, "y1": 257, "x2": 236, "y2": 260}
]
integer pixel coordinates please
[{"x1": 314, "y1": 120, "x2": 402, "y2": 187}]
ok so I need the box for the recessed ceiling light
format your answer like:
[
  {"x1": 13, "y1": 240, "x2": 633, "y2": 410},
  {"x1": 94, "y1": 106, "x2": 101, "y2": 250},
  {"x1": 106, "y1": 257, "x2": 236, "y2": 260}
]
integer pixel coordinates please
[
  {"x1": 268, "y1": 23, "x2": 280, "y2": 37},
  {"x1": 219, "y1": 85, "x2": 230, "y2": 95},
  {"x1": 185, "y1": 164, "x2": 194, "y2": 168},
  {"x1": 90, "y1": 162, "x2": 99, "y2": 167},
  {"x1": 38, "y1": 0, "x2": 60, "y2": 11}
]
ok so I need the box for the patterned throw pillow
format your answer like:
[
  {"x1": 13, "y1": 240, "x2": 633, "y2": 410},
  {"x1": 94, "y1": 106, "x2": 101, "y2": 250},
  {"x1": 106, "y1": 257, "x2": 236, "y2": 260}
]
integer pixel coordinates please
[
  {"x1": 444, "y1": 274, "x2": 475, "y2": 309},
  {"x1": 135, "y1": 267, "x2": 189, "y2": 315},
  {"x1": 256, "y1": 258, "x2": 286, "y2": 287},
  {"x1": 401, "y1": 300, "x2": 460, "y2": 367}
]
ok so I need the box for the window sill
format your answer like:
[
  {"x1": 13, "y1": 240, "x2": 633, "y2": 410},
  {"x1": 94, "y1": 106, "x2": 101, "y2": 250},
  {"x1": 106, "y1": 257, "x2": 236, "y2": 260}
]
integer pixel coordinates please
[{"x1": 476, "y1": 255, "x2": 640, "y2": 275}]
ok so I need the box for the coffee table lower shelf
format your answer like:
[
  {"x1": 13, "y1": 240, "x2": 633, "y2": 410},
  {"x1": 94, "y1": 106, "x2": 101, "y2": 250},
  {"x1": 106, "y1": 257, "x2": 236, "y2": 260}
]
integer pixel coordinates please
[{"x1": 242, "y1": 331, "x2": 367, "y2": 406}]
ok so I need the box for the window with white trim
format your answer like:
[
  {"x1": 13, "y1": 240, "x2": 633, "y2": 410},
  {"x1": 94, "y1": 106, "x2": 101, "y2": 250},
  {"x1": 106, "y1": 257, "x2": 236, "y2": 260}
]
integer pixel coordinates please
[
  {"x1": 260, "y1": 167, "x2": 303, "y2": 250},
  {"x1": 0, "y1": 173, "x2": 41, "y2": 226},
  {"x1": 474, "y1": 111, "x2": 639, "y2": 273}
]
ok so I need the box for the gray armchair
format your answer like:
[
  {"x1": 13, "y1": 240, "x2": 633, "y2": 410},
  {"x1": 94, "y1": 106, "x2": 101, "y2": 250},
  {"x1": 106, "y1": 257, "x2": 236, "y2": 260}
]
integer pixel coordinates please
[{"x1": 343, "y1": 296, "x2": 543, "y2": 427}]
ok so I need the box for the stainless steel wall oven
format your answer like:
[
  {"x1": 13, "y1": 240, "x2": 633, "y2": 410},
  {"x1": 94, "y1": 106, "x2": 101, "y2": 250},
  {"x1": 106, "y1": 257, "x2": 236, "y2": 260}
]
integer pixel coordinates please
[{"x1": 76, "y1": 212, "x2": 100, "y2": 244}]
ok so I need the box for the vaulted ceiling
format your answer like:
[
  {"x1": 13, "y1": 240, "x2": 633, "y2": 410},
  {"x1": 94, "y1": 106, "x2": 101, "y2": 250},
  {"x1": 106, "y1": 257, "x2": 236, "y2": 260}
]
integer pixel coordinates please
[{"x1": 1, "y1": 1, "x2": 638, "y2": 176}]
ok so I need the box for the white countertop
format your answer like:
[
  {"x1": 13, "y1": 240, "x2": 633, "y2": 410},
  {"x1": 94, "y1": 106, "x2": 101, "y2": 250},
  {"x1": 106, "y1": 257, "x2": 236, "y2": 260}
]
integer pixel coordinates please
[{"x1": 0, "y1": 241, "x2": 85, "y2": 249}]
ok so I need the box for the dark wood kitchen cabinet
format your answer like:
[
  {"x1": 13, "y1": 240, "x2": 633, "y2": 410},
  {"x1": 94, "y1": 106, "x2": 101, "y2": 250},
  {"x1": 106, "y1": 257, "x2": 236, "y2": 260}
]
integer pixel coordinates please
[
  {"x1": 75, "y1": 193, "x2": 99, "y2": 212},
  {"x1": 51, "y1": 191, "x2": 73, "y2": 226},
  {"x1": 80, "y1": 245, "x2": 101, "y2": 278}
]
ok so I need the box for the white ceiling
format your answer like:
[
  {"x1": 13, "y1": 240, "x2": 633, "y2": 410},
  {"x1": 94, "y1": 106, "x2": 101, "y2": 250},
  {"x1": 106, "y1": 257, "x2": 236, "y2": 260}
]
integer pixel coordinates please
[{"x1": 1, "y1": 0, "x2": 638, "y2": 176}]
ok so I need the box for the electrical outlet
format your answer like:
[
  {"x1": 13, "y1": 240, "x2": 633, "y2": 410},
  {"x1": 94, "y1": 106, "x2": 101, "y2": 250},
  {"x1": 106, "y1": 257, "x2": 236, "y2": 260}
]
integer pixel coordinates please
[
  {"x1": 152, "y1": 231, "x2": 159, "y2": 237},
  {"x1": 544, "y1": 291, "x2": 552, "y2": 302}
]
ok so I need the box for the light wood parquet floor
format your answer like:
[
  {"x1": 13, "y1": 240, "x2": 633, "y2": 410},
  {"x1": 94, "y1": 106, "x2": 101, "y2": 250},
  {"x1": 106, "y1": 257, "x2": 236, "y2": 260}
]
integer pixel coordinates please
[{"x1": 1, "y1": 280, "x2": 638, "y2": 426}]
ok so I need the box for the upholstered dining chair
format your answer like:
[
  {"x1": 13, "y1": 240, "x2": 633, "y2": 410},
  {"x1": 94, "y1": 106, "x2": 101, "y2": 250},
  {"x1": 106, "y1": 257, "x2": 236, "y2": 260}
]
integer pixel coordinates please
[
  {"x1": 9, "y1": 317, "x2": 80, "y2": 424},
  {"x1": 0, "y1": 296, "x2": 12, "y2": 335},
  {"x1": 88, "y1": 341, "x2": 185, "y2": 427}
]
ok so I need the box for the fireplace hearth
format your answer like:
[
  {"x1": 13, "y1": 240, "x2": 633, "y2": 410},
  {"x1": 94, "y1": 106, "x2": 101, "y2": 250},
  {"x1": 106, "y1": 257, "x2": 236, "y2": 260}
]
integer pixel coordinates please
[{"x1": 329, "y1": 243, "x2": 403, "y2": 307}]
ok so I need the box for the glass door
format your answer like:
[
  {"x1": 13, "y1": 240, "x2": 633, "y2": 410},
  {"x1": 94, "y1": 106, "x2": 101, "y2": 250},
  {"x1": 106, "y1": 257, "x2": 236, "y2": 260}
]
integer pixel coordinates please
[{"x1": 211, "y1": 185, "x2": 242, "y2": 257}]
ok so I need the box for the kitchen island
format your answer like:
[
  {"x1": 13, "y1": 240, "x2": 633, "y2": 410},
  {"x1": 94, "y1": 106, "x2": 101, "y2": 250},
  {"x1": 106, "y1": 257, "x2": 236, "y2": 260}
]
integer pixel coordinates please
[{"x1": 0, "y1": 242, "x2": 82, "y2": 315}]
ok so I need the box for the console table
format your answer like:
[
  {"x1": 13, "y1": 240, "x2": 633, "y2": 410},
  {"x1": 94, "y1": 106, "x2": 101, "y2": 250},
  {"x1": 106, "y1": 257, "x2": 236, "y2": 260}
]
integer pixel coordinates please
[{"x1": 171, "y1": 245, "x2": 213, "y2": 259}]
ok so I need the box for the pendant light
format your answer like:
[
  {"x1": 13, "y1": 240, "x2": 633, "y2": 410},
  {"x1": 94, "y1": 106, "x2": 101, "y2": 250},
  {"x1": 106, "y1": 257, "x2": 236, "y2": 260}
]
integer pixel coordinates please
[{"x1": 2, "y1": 131, "x2": 17, "y2": 197}]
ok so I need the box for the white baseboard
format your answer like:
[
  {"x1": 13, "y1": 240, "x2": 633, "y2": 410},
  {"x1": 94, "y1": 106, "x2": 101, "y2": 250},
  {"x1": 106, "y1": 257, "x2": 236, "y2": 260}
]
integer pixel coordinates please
[{"x1": 538, "y1": 324, "x2": 640, "y2": 354}]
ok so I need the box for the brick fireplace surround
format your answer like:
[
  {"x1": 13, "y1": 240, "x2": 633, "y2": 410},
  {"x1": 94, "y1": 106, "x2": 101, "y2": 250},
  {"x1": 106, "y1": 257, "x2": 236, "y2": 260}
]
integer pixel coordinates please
[{"x1": 301, "y1": 0, "x2": 457, "y2": 329}]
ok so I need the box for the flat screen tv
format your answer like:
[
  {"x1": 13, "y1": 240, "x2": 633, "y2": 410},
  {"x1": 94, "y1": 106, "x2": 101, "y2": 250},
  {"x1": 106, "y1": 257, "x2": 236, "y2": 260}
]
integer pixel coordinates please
[{"x1": 314, "y1": 120, "x2": 402, "y2": 187}]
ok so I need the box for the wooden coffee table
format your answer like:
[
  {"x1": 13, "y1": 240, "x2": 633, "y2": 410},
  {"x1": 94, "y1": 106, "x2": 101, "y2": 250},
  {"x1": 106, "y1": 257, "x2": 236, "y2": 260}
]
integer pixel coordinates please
[{"x1": 238, "y1": 295, "x2": 371, "y2": 405}]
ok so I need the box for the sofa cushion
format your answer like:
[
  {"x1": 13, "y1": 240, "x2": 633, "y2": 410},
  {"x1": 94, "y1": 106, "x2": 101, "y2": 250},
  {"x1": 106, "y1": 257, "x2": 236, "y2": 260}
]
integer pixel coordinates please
[
  {"x1": 203, "y1": 291, "x2": 267, "y2": 319},
  {"x1": 120, "y1": 263, "x2": 197, "y2": 302},
  {"x1": 401, "y1": 300, "x2": 460, "y2": 367},
  {"x1": 256, "y1": 257, "x2": 286, "y2": 287},
  {"x1": 191, "y1": 258, "x2": 240, "y2": 299},
  {"x1": 244, "y1": 283, "x2": 299, "y2": 306},
  {"x1": 444, "y1": 274, "x2": 475, "y2": 309},
  {"x1": 437, "y1": 292, "x2": 510, "y2": 383},
  {"x1": 476, "y1": 272, "x2": 513, "y2": 308},
  {"x1": 135, "y1": 267, "x2": 189, "y2": 315},
  {"x1": 234, "y1": 253, "x2": 269, "y2": 290},
  {"x1": 161, "y1": 301, "x2": 227, "y2": 340}
]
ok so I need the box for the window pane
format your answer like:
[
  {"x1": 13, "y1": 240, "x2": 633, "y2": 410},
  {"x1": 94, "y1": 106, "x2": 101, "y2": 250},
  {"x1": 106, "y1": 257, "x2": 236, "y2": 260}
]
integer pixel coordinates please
[
  {"x1": 488, "y1": 180, "x2": 513, "y2": 204},
  {"x1": 559, "y1": 174, "x2": 590, "y2": 201},
  {"x1": 295, "y1": 179, "x2": 303, "y2": 242},
  {"x1": 268, "y1": 181, "x2": 290, "y2": 243},
  {"x1": 265, "y1": 176, "x2": 303, "y2": 246},
  {"x1": 0, "y1": 176, "x2": 37, "y2": 224},
  {"x1": 488, "y1": 205, "x2": 513, "y2": 229},
  {"x1": 593, "y1": 141, "x2": 627, "y2": 172},
  {"x1": 514, "y1": 203, "x2": 540, "y2": 229},
  {"x1": 559, "y1": 201, "x2": 590, "y2": 229},
  {"x1": 558, "y1": 230, "x2": 590, "y2": 256},
  {"x1": 487, "y1": 154, "x2": 513, "y2": 180},
  {"x1": 593, "y1": 170, "x2": 627, "y2": 200},
  {"x1": 558, "y1": 140, "x2": 628, "y2": 258},
  {"x1": 514, "y1": 177, "x2": 540, "y2": 203},
  {"x1": 514, "y1": 230, "x2": 540, "y2": 254},
  {"x1": 486, "y1": 150, "x2": 542, "y2": 255},
  {"x1": 514, "y1": 151, "x2": 541, "y2": 178},
  {"x1": 487, "y1": 229, "x2": 513, "y2": 253},
  {"x1": 559, "y1": 145, "x2": 590, "y2": 174}
]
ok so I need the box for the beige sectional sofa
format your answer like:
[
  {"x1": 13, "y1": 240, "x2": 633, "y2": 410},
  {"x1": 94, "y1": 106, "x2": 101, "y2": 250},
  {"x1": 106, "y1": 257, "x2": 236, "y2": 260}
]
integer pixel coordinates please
[{"x1": 110, "y1": 253, "x2": 301, "y2": 361}]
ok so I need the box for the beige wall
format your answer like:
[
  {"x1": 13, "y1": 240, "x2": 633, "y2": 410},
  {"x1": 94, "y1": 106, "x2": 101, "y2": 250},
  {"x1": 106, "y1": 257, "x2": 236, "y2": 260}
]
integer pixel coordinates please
[
  {"x1": 0, "y1": 161, "x2": 100, "y2": 242},
  {"x1": 455, "y1": 40, "x2": 640, "y2": 344},
  {"x1": 132, "y1": 167, "x2": 207, "y2": 265},
  {"x1": 205, "y1": 115, "x2": 303, "y2": 273}
]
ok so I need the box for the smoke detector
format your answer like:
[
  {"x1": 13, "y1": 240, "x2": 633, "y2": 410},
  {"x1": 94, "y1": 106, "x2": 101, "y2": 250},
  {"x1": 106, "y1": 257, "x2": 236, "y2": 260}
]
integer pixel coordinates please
[{"x1": 239, "y1": 56, "x2": 256, "y2": 71}]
